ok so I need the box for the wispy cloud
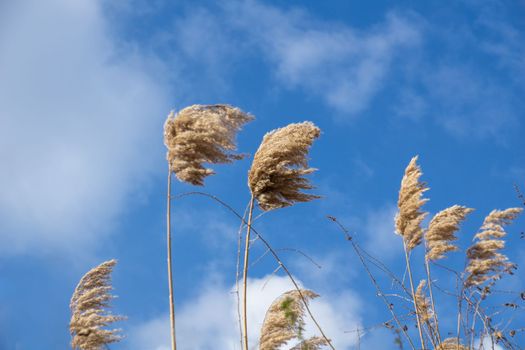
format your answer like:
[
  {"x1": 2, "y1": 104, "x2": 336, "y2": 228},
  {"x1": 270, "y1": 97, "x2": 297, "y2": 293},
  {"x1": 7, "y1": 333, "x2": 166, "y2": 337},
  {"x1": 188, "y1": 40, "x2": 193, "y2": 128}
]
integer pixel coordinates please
[
  {"x1": 0, "y1": 0, "x2": 170, "y2": 256},
  {"x1": 223, "y1": 1, "x2": 422, "y2": 116}
]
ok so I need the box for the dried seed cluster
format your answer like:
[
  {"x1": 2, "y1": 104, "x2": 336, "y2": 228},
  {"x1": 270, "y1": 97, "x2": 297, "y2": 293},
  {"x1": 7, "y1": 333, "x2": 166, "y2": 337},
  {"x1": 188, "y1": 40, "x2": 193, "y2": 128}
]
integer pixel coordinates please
[
  {"x1": 70, "y1": 260, "x2": 124, "y2": 350},
  {"x1": 248, "y1": 122, "x2": 320, "y2": 211},
  {"x1": 164, "y1": 104, "x2": 254, "y2": 185}
]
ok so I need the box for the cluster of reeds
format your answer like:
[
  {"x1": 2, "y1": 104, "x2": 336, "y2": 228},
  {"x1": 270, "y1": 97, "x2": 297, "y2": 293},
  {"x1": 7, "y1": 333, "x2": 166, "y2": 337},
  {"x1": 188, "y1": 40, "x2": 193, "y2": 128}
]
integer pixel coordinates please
[
  {"x1": 329, "y1": 156, "x2": 523, "y2": 350},
  {"x1": 162, "y1": 105, "x2": 332, "y2": 350},
  {"x1": 66, "y1": 104, "x2": 523, "y2": 350}
]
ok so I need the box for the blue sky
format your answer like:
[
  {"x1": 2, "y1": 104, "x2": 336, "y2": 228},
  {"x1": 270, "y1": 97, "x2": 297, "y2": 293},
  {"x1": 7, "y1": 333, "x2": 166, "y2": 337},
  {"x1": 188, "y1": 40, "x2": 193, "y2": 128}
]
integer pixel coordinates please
[{"x1": 0, "y1": 0, "x2": 524, "y2": 349}]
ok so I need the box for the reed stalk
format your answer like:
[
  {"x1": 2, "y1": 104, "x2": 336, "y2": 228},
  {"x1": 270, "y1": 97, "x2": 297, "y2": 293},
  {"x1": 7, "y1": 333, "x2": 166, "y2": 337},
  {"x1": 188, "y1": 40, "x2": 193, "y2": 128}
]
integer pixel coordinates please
[
  {"x1": 424, "y1": 256, "x2": 442, "y2": 344},
  {"x1": 403, "y1": 242, "x2": 426, "y2": 350},
  {"x1": 241, "y1": 195, "x2": 255, "y2": 350},
  {"x1": 166, "y1": 169, "x2": 177, "y2": 350}
]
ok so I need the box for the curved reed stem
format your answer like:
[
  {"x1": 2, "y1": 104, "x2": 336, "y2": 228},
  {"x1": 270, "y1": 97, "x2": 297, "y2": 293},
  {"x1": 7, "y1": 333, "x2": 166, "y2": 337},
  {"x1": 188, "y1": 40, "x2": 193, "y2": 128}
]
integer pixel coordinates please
[
  {"x1": 166, "y1": 169, "x2": 177, "y2": 350},
  {"x1": 175, "y1": 191, "x2": 335, "y2": 349},
  {"x1": 242, "y1": 195, "x2": 255, "y2": 350},
  {"x1": 424, "y1": 256, "x2": 442, "y2": 345},
  {"x1": 403, "y1": 242, "x2": 426, "y2": 350},
  {"x1": 327, "y1": 216, "x2": 417, "y2": 350}
]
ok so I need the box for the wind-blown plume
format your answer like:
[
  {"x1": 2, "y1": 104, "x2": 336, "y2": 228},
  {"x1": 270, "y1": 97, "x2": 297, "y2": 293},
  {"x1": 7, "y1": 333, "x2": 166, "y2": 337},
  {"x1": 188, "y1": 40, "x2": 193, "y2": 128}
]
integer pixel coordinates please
[
  {"x1": 395, "y1": 156, "x2": 429, "y2": 251},
  {"x1": 425, "y1": 205, "x2": 474, "y2": 261},
  {"x1": 290, "y1": 336, "x2": 328, "y2": 350},
  {"x1": 164, "y1": 104, "x2": 254, "y2": 185},
  {"x1": 436, "y1": 338, "x2": 468, "y2": 350},
  {"x1": 465, "y1": 208, "x2": 522, "y2": 287},
  {"x1": 414, "y1": 280, "x2": 432, "y2": 324},
  {"x1": 70, "y1": 259, "x2": 124, "y2": 350},
  {"x1": 248, "y1": 122, "x2": 320, "y2": 211},
  {"x1": 259, "y1": 289, "x2": 324, "y2": 350}
]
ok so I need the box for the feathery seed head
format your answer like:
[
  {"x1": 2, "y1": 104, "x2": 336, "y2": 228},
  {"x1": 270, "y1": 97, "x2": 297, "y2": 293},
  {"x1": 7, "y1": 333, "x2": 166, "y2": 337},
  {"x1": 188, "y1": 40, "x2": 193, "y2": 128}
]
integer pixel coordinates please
[
  {"x1": 164, "y1": 104, "x2": 254, "y2": 185},
  {"x1": 395, "y1": 156, "x2": 429, "y2": 251},
  {"x1": 248, "y1": 121, "x2": 320, "y2": 211},
  {"x1": 259, "y1": 289, "x2": 319, "y2": 350},
  {"x1": 415, "y1": 280, "x2": 432, "y2": 324},
  {"x1": 425, "y1": 205, "x2": 474, "y2": 261},
  {"x1": 465, "y1": 208, "x2": 522, "y2": 287},
  {"x1": 436, "y1": 338, "x2": 468, "y2": 350},
  {"x1": 290, "y1": 336, "x2": 329, "y2": 350},
  {"x1": 70, "y1": 259, "x2": 124, "y2": 350}
]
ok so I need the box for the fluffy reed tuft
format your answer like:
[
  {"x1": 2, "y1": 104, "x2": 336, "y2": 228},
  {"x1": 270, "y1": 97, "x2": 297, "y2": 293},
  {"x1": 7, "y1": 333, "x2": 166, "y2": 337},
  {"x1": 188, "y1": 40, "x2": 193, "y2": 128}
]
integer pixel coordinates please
[
  {"x1": 70, "y1": 259, "x2": 124, "y2": 350},
  {"x1": 425, "y1": 205, "x2": 474, "y2": 261},
  {"x1": 248, "y1": 122, "x2": 320, "y2": 211},
  {"x1": 164, "y1": 104, "x2": 254, "y2": 185},
  {"x1": 259, "y1": 289, "x2": 319, "y2": 350},
  {"x1": 415, "y1": 280, "x2": 432, "y2": 324},
  {"x1": 290, "y1": 336, "x2": 329, "y2": 350},
  {"x1": 465, "y1": 208, "x2": 522, "y2": 287},
  {"x1": 436, "y1": 338, "x2": 468, "y2": 350},
  {"x1": 395, "y1": 156, "x2": 429, "y2": 251}
]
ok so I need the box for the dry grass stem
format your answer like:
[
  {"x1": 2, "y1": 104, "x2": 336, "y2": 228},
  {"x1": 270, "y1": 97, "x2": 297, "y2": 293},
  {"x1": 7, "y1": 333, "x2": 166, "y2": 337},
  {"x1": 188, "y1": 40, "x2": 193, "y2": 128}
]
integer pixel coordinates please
[
  {"x1": 426, "y1": 205, "x2": 474, "y2": 261},
  {"x1": 465, "y1": 208, "x2": 522, "y2": 287},
  {"x1": 164, "y1": 104, "x2": 254, "y2": 185},
  {"x1": 248, "y1": 121, "x2": 320, "y2": 211},
  {"x1": 395, "y1": 156, "x2": 429, "y2": 251},
  {"x1": 70, "y1": 259, "x2": 124, "y2": 350},
  {"x1": 259, "y1": 289, "x2": 320, "y2": 350}
]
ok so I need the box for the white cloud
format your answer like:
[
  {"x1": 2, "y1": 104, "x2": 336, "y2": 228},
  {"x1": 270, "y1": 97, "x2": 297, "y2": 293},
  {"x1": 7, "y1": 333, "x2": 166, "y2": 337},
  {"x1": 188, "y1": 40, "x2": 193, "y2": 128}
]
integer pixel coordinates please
[
  {"x1": 0, "y1": 0, "x2": 170, "y2": 255},
  {"x1": 127, "y1": 274, "x2": 361, "y2": 350},
  {"x1": 223, "y1": 1, "x2": 422, "y2": 116},
  {"x1": 474, "y1": 336, "x2": 504, "y2": 350}
]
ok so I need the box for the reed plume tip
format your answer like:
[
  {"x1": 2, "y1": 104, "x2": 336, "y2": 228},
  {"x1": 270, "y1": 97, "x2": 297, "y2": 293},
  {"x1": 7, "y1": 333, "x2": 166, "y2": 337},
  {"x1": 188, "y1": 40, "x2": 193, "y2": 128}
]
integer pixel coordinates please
[
  {"x1": 70, "y1": 259, "x2": 124, "y2": 350},
  {"x1": 164, "y1": 104, "x2": 254, "y2": 186},
  {"x1": 395, "y1": 155, "x2": 429, "y2": 251},
  {"x1": 248, "y1": 121, "x2": 321, "y2": 211}
]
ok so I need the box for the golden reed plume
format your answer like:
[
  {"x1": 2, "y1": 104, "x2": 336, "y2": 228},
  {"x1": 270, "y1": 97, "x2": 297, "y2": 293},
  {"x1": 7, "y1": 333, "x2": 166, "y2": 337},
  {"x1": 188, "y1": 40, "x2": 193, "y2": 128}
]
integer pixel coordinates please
[
  {"x1": 465, "y1": 208, "x2": 522, "y2": 287},
  {"x1": 248, "y1": 121, "x2": 320, "y2": 211},
  {"x1": 259, "y1": 289, "x2": 327, "y2": 350},
  {"x1": 426, "y1": 205, "x2": 474, "y2": 261},
  {"x1": 70, "y1": 259, "x2": 124, "y2": 350},
  {"x1": 395, "y1": 156, "x2": 429, "y2": 251},
  {"x1": 164, "y1": 104, "x2": 254, "y2": 185}
]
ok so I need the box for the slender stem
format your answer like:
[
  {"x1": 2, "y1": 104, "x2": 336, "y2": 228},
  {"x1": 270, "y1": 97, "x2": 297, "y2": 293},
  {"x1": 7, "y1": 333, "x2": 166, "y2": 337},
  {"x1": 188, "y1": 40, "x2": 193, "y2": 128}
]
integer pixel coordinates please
[
  {"x1": 457, "y1": 286, "x2": 464, "y2": 349},
  {"x1": 236, "y1": 203, "x2": 250, "y2": 350},
  {"x1": 328, "y1": 216, "x2": 416, "y2": 350},
  {"x1": 166, "y1": 169, "x2": 177, "y2": 350},
  {"x1": 403, "y1": 242, "x2": 426, "y2": 350},
  {"x1": 176, "y1": 191, "x2": 335, "y2": 349},
  {"x1": 424, "y1": 257, "x2": 442, "y2": 344},
  {"x1": 242, "y1": 195, "x2": 255, "y2": 350}
]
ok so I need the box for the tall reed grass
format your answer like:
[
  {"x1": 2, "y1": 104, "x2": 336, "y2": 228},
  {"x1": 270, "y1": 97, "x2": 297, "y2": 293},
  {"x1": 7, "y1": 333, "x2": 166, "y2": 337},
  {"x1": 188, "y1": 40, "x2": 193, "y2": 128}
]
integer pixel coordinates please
[{"x1": 64, "y1": 105, "x2": 523, "y2": 350}]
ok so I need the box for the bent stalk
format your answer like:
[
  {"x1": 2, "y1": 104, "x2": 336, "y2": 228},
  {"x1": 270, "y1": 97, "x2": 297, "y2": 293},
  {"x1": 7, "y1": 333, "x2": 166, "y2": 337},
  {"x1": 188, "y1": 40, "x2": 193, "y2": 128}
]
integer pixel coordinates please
[
  {"x1": 241, "y1": 195, "x2": 255, "y2": 350},
  {"x1": 167, "y1": 169, "x2": 177, "y2": 350},
  {"x1": 403, "y1": 242, "x2": 426, "y2": 350}
]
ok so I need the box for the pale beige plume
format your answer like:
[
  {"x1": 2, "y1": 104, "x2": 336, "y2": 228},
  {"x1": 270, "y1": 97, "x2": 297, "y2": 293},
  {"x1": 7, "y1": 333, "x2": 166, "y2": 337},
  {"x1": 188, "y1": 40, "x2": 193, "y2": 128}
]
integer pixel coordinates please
[
  {"x1": 248, "y1": 122, "x2": 320, "y2": 211},
  {"x1": 259, "y1": 289, "x2": 322, "y2": 350},
  {"x1": 395, "y1": 156, "x2": 429, "y2": 251},
  {"x1": 70, "y1": 259, "x2": 124, "y2": 350},
  {"x1": 465, "y1": 208, "x2": 522, "y2": 287},
  {"x1": 425, "y1": 205, "x2": 474, "y2": 261},
  {"x1": 290, "y1": 336, "x2": 329, "y2": 350},
  {"x1": 164, "y1": 104, "x2": 254, "y2": 185},
  {"x1": 414, "y1": 280, "x2": 432, "y2": 324},
  {"x1": 436, "y1": 338, "x2": 468, "y2": 350}
]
